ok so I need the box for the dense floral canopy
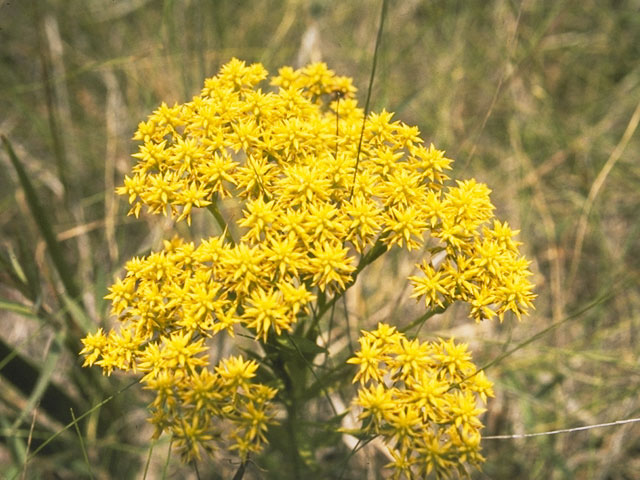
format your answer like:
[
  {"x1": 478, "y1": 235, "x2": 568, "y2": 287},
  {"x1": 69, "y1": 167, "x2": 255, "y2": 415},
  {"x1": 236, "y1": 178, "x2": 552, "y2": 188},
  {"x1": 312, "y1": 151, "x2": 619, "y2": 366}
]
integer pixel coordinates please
[{"x1": 81, "y1": 58, "x2": 535, "y2": 475}]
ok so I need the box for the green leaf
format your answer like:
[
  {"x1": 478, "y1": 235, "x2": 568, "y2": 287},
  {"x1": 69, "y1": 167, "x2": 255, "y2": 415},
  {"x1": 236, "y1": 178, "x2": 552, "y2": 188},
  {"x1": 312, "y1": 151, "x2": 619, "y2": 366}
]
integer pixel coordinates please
[
  {"x1": 276, "y1": 333, "x2": 327, "y2": 357},
  {"x1": 2, "y1": 135, "x2": 80, "y2": 301},
  {"x1": 0, "y1": 414, "x2": 26, "y2": 468},
  {"x1": 0, "y1": 336, "x2": 82, "y2": 427},
  {"x1": 59, "y1": 293, "x2": 93, "y2": 333},
  {"x1": 0, "y1": 243, "x2": 41, "y2": 301},
  {"x1": 0, "y1": 299, "x2": 39, "y2": 320},
  {"x1": 302, "y1": 363, "x2": 353, "y2": 403},
  {"x1": 6, "y1": 329, "x2": 64, "y2": 464}
]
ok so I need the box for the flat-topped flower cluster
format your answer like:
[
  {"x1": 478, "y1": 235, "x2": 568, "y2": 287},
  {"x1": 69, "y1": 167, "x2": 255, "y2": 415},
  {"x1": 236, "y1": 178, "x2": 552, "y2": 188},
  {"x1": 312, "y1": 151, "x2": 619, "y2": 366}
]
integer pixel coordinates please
[
  {"x1": 348, "y1": 324, "x2": 494, "y2": 478},
  {"x1": 80, "y1": 58, "x2": 535, "y2": 475}
]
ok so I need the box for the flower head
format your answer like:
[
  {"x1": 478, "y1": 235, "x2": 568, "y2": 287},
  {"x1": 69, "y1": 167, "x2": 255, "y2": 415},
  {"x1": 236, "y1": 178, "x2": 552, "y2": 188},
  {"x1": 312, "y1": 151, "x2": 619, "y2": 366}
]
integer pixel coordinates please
[
  {"x1": 82, "y1": 58, "x2": 534, "y2": 470},
  {"x1": 348, "y1": 325, "x2": 494, "y2": 479}
]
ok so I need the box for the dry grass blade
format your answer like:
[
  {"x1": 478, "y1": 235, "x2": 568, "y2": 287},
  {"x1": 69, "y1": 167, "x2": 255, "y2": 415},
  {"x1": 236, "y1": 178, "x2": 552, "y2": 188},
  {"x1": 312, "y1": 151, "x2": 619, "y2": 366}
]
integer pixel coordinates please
[
  {"x1": 569, "y1": 98, "x2": 640, "y2": 286},
  {"x1": 484, "y1": 417, "x2": 640, "y2": 440}
]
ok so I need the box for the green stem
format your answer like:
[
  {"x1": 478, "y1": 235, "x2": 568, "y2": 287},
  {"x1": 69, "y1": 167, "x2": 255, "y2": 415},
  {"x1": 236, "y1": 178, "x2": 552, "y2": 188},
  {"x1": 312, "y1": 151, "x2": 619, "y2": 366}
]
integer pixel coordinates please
[
  {"x1": 349, "y1": 0, "x2": 389, "y2": 201},
  {"x1": 285, "y1": 401, "x2": 302, "y2": 478},
  {"x1": 265, "y1": 341, "x2": 303, "y2": 477},
  {"x1": 400, "y1": 304, "x2": 448, "y2": 334},
  {"x1": 285, "y1": 332, "x2": 338, "y2": 416},
  {"x1": 206, "y1": 201, "x2": 236, "y2": 246},
  {"x1": 305, "y1": 239, "x2": 388, "y2": 338},
  {"x1": 3, "y1": 135, "x2": 80, "y2": 302}
]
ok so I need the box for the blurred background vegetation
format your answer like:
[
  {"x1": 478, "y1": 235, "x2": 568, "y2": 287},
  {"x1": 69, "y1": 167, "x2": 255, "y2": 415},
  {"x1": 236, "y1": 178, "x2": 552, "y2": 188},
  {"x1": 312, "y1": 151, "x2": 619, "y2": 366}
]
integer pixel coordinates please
[{"x1": 1, "y1": 0, "x2": 639, "y2": 478}]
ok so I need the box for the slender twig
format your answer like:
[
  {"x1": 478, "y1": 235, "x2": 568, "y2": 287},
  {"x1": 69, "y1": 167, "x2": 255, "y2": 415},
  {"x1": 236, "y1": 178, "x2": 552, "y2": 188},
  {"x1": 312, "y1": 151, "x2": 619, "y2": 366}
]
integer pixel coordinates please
[
  {"x1": 22, "y1": 379, "x2": 138, "y2": 464},
  {"x1": 484, "y1": 417, "x2": 640, "y2": 440},
  {"x1": 568, "y1": 98, "x2": 640, "y2": 286},
  {"x1": 206, "y1": 201, "x2": 236, "y2": 246},
  {"x1": 70, "y1": 408, "x2": 94, "y2": 480},
  {"x1": 161, "y1": 436, "x2": 174, "y2": 480},
  {"x1": 142, "y1": 439, "x2": 155, "y2": 480},
  {"x1": 232, "y1": 460, "x2": 247, "y2": 480},
  {"x1": 445, "y1": 284, "x2": 623, "y2": 395},
  {"x1": 343, "y1": 294, "x2": 354, "y2": 354},
  {"x1": 307, "y1": 239, "x2": 388, "y2": 336},
  {"x1": 337, "y1": 435, "x2": 377, "y2": 480},
  {"x1": 400, "y1": 305, "x2": 447, "y2": 334},
  {"x1": 324, "y1": 298, "x2": 337, "y2": 365},
  {"x1": 191, "y1": 458, "x2": 201, "y2": 480},
  {"x1": 349, "y1": 0, "x2": 389, "y2": 200},
  {"x1": 285, "y1": 332, "x2": 338, "y2": 416},
  {"x1": 20, "y1": 405, "x2": 39, "y2": 480}
]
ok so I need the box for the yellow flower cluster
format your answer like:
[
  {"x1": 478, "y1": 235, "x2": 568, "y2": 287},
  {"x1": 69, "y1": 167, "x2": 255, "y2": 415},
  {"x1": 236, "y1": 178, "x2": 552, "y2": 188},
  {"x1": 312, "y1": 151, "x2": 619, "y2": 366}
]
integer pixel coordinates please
[
  {"x1": 117, "y1": 58, "x2": 534, "y2": 319},
  {"x1": 145, "y1": 353, "x2": 277, "y2": 461},
  {"x1": 80, "y1": 58, "x2": 535, "y2": 471},
  {"x1": 80, "y1": 236, "x2": 280, "y2": 461},
  {"x1": 81, "y1": 326, "x2": 277, "y2": 461},
  {"x1": 410, "y1": 215, "x2": 536, "y2": 322},
  {"x1": 348, "y1": 324, "x2": 494, "y2": 479}
]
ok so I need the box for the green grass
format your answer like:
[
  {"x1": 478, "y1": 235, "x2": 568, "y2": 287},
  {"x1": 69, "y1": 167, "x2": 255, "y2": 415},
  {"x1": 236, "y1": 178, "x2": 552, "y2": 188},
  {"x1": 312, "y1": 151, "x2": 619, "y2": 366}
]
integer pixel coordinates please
[{"x1": 2, "y1": 1, "x2": 640, "y2": 478}]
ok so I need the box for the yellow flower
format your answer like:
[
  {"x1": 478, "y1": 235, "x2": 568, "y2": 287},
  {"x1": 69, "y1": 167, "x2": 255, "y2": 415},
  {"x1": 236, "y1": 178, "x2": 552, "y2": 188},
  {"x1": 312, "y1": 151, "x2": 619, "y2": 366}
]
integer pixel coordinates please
[
  {"x1": 386, "y1": 446, "x2": 416, "y2": 480},
  {"x1": 347, "y1": 335, "x2": 387, "y2": 384},
  {"x1": 349, "y1": 325, "x2": 494, "y2": 479},
  {"x1": 389, "y1": 337, "x2": 432, "y2": 381},
  {"x1": 409, "y1": 260, "x2": 451, "y2": 308},
  {"x1": 239, "y1": 197, "x2": 277, "y2": 243},
  {"x1": 434, "y1": 338, "x2": 474, "y2": 380},
  {"x1": 408, "y1": 374, "x2": 449, "y2": 422},
  {"x1": 171, "y1": 414, "x2": 214, "y2": 461},
  {"x1": 355, "y1": 383, "x2": 397, "y2": 429},
  {"x1": 383, "y1": 205, "x2": 428, "y2": 250},
  {"x1": 82, "y1": 58, "x2": 535, "y2": 471},
  {"x1": 79, "y1": 328, "x2": 107, "y2": 367},
  {"x1": 216, "y1": 355, "x2": 259, "y2": 388},
  {"x1": 384, "y1": 405, "x2": 423, "y2": 448},
  {"x1": 181, "y1": 368, "x2": 220, "y2": 412},
  {"x1": 162, "y1": 331, "x2": 209, "y2": 371},
  {"x1": 264, "y1": 233, "x2": 306, "y2": 279},
  {"x1": 414, "y1": 434, "x2": 454, "y2": 478},
  {"x1": 220, "y1": 243, "x2": 268, "y2": 294},
  {"x1": 345, "y1": 193, "x2": 383, "y2": 252},
  {"x1": 242, "y1": 287, "x2": 294, "y2": 340},
  {"x1": 307, "y1": 240, "x2": 356, "y2": 291},
  {"x1": 450, "y1": 391, "x2": 485, "y2": 429}
]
